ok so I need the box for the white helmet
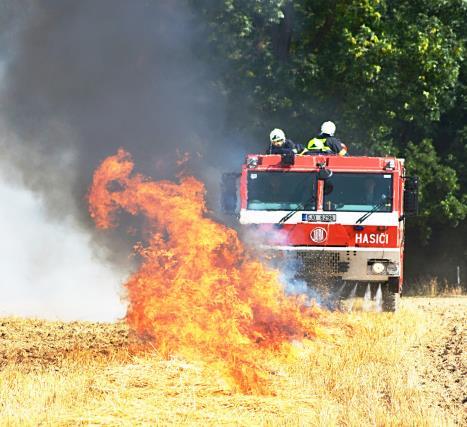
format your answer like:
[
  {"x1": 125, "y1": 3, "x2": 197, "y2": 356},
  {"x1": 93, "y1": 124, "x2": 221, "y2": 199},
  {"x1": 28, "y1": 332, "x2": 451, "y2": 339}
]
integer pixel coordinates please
[
  {"x1": 270, "y1": 128, "x2": 286, "y2": 143},
  {"x1": 321, "y1": 121, "x2": 336, "y2": 136}
]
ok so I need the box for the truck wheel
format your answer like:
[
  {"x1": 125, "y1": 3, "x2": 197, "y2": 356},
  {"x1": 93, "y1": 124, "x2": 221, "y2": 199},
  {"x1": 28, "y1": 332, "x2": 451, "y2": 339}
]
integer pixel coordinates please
[
  {"x1": 328, "y1": 278, "x2": 346, "y2": 311},
  {"x1": 382, "y1": 291, "x2": 399, "y2": 312},
  {"x1": 382, "y1": 279, "x2": 400, "y2": 312}
]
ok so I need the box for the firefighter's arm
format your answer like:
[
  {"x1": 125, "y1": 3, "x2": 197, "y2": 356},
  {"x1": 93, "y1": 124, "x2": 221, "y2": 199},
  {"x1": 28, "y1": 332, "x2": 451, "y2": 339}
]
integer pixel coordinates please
[
  {"x1": 298, "y1": 139, "x2": 314, "y2": 155},
  {"x1": 338, "y1": 143, "x2": 348, "y2": 156},
  {"x1": 288, "y1": 140, "x2": 299, "y2": 154},
  {"x1": 295, "y1": 142, "x2": 307, "y2": 155}
]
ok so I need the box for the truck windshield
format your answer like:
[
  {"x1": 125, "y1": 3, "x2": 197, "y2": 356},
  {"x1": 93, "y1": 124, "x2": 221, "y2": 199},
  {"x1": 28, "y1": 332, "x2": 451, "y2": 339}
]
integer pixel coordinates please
[
  {"x1": 323, "y1": 173, "x2": 393, "y2": 212},
  {"x1": 247, "y1": 171, "x2": 317, "y2": 211}
]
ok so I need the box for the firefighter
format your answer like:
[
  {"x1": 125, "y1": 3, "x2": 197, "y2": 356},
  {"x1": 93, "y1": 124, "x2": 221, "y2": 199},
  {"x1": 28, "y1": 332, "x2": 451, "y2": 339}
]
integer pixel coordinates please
[
  {"x1": 302, "y1": 121, "x2": 348, "y2": 156},
  {"x1": 268, "y1": 128, "x2": 303, "y2": 155}
]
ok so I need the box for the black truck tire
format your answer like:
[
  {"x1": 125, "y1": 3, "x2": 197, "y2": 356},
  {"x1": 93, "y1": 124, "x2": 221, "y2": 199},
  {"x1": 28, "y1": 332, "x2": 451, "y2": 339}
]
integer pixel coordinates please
[
  {"x1": 382, "y1": 278, "x2": 400, "y2": 312},
  {"x1": 382, "y1": 290, "x2": 399, "y2": 312}
]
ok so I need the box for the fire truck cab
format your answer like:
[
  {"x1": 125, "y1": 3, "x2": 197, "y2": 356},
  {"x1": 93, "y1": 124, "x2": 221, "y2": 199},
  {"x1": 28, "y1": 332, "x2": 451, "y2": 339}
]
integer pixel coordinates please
[{"x1": 222, "y1": 153, "x2": 419, "y2": 311}]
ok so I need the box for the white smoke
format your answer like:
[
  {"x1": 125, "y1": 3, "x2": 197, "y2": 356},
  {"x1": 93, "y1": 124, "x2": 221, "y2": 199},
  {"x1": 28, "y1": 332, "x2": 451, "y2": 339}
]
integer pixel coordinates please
[
  {"x1": 0, "y1": 47, "x2": 127, "y2": 321},
  {"x1": 0, "y1": 171, "x2": 127, "y2": 321},
  {"x1": 0, "y1": 1, "x2": 249, "y2": 322}
]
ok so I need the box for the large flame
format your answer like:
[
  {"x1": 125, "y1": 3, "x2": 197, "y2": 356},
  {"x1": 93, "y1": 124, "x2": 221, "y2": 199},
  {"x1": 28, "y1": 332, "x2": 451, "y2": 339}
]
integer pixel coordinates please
[{"x1": 88, "y1": 149, "x2": 320, "y2": 393}]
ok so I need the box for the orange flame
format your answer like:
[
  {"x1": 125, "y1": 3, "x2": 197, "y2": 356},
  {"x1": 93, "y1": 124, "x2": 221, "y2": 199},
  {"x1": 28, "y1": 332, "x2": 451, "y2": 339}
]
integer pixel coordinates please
[{"x1": 88, "y1": 149, "x2": 320, "y2": 393}]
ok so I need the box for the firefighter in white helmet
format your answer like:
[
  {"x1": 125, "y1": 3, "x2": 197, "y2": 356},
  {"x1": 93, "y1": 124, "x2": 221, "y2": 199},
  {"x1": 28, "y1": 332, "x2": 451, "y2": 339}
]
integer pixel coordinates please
[
  {"x1": 301, "y1": 121, "x2": 348, "y2": 156},
  {"x1": 268, "y1": 128, "x2": 303, "y2": 155}
]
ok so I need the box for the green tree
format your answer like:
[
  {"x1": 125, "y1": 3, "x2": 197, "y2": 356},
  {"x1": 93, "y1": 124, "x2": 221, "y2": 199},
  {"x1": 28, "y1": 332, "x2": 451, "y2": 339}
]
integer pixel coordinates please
[{"x1": 190, "y1": 0, "x2": 467, "y2": 280}]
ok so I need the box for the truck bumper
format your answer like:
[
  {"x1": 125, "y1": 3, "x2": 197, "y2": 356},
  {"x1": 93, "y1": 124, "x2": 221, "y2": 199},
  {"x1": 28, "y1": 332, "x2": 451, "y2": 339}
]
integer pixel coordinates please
[{"x1": 263, "y1": 246, "x2": 401, "y2": 282}]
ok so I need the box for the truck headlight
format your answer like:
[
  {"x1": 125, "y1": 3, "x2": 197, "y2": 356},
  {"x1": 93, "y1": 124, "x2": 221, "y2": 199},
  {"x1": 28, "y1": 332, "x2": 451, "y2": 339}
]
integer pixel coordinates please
[
  {"x1": 371, "y1": 262, "x2": 386, "y2": 274},
  {"x1": 386, "y1": 262, "x2": 399, "y2": 275}
]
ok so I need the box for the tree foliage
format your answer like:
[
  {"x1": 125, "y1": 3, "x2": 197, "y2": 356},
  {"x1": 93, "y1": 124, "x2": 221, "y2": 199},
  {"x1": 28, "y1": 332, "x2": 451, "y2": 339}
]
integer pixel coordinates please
[{"x1": 190, "y1": 0, "x2": 466, "y2": 278}]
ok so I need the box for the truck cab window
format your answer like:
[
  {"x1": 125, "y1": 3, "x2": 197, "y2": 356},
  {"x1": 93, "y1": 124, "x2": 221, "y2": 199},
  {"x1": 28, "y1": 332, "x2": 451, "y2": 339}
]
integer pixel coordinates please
[
  {"x1": 247, "y1": 171, "x2": 317, "y2": 211},
  {"x1": 323, "y1": 173, "x2": 392, "y2": 212}
]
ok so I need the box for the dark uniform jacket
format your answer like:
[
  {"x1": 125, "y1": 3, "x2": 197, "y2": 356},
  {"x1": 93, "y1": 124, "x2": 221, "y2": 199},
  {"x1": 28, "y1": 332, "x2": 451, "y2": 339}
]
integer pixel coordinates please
[{"x1": 268, "y1": 139, "x2": 304, "y2": 155}]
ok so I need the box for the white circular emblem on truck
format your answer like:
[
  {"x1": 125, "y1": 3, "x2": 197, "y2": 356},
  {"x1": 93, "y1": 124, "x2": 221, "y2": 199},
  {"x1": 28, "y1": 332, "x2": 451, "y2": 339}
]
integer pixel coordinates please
[{"x1": 310, "y1": 227, "x2": 327, "y2": 243}]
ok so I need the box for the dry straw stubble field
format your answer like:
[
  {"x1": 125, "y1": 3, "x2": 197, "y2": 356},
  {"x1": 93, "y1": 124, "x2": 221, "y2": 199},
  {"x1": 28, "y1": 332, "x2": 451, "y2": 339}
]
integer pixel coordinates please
[{"x1": 0, "y1": 296, "x2": 465, "y2": 426}]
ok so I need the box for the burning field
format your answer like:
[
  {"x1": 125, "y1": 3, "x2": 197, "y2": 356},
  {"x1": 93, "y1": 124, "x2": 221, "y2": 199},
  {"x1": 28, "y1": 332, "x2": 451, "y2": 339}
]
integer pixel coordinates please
[
  {"x1": 1, "y1": 298, "x2": 465, "y2": 425},
  {"x1": 1, "y1": 151, "x2": 465, "y2": 426},
  {"x1": 88, "y1": 149, "x2": 321, "y2": 394}
]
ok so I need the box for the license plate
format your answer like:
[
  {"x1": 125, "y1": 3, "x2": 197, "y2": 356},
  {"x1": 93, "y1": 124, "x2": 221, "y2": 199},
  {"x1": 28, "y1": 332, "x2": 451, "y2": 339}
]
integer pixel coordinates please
[{"x1": 301, "y1": 213, "x2": 336, "y2": 223}]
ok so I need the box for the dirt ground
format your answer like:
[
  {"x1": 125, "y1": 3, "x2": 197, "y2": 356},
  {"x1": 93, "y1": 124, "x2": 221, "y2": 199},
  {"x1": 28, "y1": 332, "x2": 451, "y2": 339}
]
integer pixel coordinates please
[
  {"x1": 0, "y1": 318, "x2": 130, "y2": 369},
  {"x1": 408, "y1": 297, "x2": 466, "y2": 424}
]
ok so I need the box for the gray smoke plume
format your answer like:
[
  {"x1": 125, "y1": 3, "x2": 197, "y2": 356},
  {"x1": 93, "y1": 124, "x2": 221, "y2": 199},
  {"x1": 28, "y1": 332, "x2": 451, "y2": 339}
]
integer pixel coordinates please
[
  {"x1": 1, "y1": 0, "x2": 234, "y2": 196},
  {"x1": 0, "y1": 0, "x2": 248, "y2": 320},
  {"x1": 0, "y1": 0, "x2": 250, "y2": 242}
]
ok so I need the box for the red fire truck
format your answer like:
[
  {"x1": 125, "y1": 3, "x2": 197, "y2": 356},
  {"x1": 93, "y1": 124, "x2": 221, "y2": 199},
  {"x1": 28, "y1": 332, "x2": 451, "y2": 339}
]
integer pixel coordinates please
[{"x1": 222, "y1": 153, "x2": 418, "y2": 311}]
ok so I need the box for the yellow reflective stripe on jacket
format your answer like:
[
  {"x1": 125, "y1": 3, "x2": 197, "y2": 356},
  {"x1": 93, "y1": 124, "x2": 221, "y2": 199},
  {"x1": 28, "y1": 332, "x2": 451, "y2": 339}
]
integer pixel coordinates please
[{"x1": 306, "y1": 137, "x2": 332, "y2": 152}]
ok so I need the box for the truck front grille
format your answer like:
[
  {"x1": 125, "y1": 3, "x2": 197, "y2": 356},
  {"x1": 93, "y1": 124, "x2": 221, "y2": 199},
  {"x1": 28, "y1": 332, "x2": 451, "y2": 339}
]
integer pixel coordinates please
[
  {"x1": 295, "y1": 251, "x2": 340, "y2": 278},
  {"x1": 262, "y1": 250, "x2": 340, "y2": 278}
]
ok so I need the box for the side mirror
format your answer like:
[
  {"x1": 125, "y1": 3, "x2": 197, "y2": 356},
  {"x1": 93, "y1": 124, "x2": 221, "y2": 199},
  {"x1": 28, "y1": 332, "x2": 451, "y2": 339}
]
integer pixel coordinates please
[
  {"x1": 404, "y1": 176, "x2": 419, "y2": 216},
  {"x1": 318, "y1": 168, "x2": 333, "y2": 180},
  {"x1": 323, "y1": 180, "x2": 334, "y2": 195},
  {"x1": 221, "y1": 173, "x2": 240, "y2": 215}
]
